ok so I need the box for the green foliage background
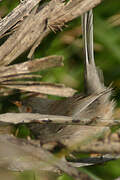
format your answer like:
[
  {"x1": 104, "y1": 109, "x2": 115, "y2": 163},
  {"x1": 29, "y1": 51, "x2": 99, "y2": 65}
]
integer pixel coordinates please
[{"x1": 0, "y1": 0, "x2": 120, "y2": 179}]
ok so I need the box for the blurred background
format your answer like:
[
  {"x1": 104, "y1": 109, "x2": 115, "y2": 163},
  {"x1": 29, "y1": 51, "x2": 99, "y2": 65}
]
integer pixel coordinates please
[{"x1": 0, "y1": 0, "x2": 120, "y2": 179}]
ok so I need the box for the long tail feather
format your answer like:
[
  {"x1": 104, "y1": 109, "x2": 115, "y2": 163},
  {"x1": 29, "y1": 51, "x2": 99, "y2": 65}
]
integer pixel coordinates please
[{"x1": 82, "y1": 10, "x2": 104, "y2": 95}]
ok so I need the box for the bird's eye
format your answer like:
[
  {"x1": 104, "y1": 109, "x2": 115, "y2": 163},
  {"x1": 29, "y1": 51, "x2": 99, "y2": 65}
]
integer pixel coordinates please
[{"x1": 26, "y1": 106, "x2": 32, "y2": 113}]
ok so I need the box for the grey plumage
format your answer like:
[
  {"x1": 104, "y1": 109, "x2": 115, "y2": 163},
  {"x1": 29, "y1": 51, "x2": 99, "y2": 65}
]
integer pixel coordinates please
[
  {"x1": 68, "y1": 10, "x2": 114, "y2": 121},
  {"x1": 82, "y1": 10, "x2": 104, "y2": 94}
]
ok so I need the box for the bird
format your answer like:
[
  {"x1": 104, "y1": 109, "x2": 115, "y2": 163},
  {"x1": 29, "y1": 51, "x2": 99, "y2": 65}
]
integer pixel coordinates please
[{"x1": 15, "y1": 10, "x2": 115, "y2": 147}]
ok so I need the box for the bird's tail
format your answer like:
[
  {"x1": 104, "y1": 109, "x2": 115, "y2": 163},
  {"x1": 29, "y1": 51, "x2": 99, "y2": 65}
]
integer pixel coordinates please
[{"x1": 82, "y1": 10, "x2": 105, "y2": 95}]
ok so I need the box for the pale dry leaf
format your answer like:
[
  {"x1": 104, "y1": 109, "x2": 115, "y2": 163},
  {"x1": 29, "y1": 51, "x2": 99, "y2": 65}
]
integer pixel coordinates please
[
  {"x1": 0, "y1": 55, "x2": 64, "y2": 77},
  {"x1": 0, "y1": 0, "x2": 102, "y2": 66},
  {"x1": 1, "y1": 82, "x2": 76, "y2": 97},
  {"x1": 0, "y1": 134, "x2": 80, "y2": 179},
  {"x1": 0, "y1": 0, "x2": 42, "y2": 37}
]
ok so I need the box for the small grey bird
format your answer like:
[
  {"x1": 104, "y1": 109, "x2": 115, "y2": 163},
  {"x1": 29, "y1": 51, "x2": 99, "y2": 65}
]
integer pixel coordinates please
[{"x1": 16, "y1": 10, "x2": 115, "y2": 146}]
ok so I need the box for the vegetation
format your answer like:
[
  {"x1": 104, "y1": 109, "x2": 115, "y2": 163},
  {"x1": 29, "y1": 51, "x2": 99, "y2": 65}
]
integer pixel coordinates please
[{"x1": 0, "y1": 0, "x2": 120, "y2": 179}]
